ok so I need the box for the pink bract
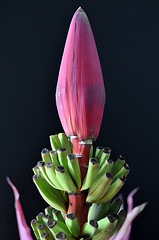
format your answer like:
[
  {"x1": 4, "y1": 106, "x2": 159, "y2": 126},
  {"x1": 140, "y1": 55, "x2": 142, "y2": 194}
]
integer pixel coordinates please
[
  {"x1": 7, "y1": 178, "x2": 33, "y2": 240},
  {"x1": 56, "y1": 7, "x2": 106, "y2": 141}
]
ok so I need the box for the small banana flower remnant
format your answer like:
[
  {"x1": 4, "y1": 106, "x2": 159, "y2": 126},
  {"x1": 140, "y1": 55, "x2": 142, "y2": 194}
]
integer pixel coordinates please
[{"x1": 56, "y1": 7, "x2": 105, "y2": 142}]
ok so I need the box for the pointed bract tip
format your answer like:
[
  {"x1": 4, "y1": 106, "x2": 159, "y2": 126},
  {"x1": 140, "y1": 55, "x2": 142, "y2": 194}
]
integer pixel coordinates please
[{"x1": 77, "y1": 6, "x2": 83, "y2": 11}]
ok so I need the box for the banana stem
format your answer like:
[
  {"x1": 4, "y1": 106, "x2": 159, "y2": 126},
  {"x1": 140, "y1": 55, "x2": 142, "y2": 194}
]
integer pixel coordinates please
[
  {"x1": 67, "y1": 191, "x2": 90, "y2": 233},
  {"x1": 71, "y1": 138, "x2": 91, "y2": 182}
]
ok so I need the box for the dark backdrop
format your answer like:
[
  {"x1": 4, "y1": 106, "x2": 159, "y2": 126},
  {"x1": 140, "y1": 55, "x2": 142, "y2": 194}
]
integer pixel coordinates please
[{"x1": 1, "y1": 0, "x2": 158, "y2": 239}]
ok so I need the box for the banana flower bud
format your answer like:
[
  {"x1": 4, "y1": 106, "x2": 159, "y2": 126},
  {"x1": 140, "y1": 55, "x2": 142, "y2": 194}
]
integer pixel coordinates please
[{"x1": 56, "y1": 7, "x2": 106, "y2": 141}]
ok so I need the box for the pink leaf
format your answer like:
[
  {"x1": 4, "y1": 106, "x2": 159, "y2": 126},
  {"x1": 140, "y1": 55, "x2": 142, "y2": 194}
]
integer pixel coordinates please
[{"x1": 7, "y1": 177, "x2": 33, "y2": 240}]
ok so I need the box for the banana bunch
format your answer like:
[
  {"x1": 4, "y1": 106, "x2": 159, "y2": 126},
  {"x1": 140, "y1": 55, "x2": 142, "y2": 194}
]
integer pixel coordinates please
[
  {"x1": 83, "y1": 146, "x2": 130, "y2": 203},
  {"x1": 32, "y1": 133, "x2": 81, "y2": 212},
  {"x1": 31, "y1": 205, "x2": 126, "y2": 240},
  {"x1": 31, "y1": 133, "x2": 130, "y2": 239},
  {"x1": 31, "y1": 206, "x2": 81, "y2": 239}
]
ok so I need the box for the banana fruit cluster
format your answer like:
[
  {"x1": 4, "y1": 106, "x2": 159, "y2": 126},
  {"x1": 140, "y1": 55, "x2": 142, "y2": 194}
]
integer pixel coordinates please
[
  {"x1": 32, "y1": 133, "x2": 130, "y2": 239},
  {"x1": 31, "y1": 204, "x2": 126, "y2": 240},
  {"x1": 83, "y1": 146, "x2": 130, "y2": 203}
]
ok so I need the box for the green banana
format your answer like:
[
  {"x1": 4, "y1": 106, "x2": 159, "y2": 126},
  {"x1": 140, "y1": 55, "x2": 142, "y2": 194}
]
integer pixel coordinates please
[
  {"x1": 89, "y1": 145, "x2": 94, "y2": 158},
  {"x1": 50, "y1": 135, "x2": 62, "y2": 151},
  {"x1": 111, "y1": 155, "x2": 125, "y2": 175},
  {"x1": 82, "y1": 220, "x2": 98, "y2": 237},
  {"x1": 65, "y1": 213, "x2": 80, "y2": 238},
  {"x1": 55, "y1": 232, "x2": 68, "y2": 240},
  {"x1": 92, "y1": 202, "x2": 111, "y2": 221},
  {"x1": 33, "y1": 174, "x2": 67, "y2": 213},
  {"x1": 33, "y1": 165, "x2": 40, "y2": 175},
  {"x1": 55, "y1": 166, "x2": 77, "y2": 193},
  {"x1": 86, "y1": 172, "x2": 113, "y2": 202},
  {"x1": 45, "y1": 206, "x2": 53, "y2": 217},
  {"x1": 97, "y1": 214, "x2": 118, "y2": 232},
  {"x1": 52, "y1": 208, "x2": 65, "y2": 223},
  {"x1": 38, "y1": 161, "x2": 56, "y2": 188},
  {"x1": 99, "y1": 148, "x2": 111, "y2": 167},
  {"x1": 98, "y1": 159, "x2": 114, "y2": 179},
  {"x1": 41, "y1": 149, "x2": 52, "y2": 163},
  {"x1": 31, "y1": 219, "x2": 41, "y2": 240},
  {"x1": 67, "y1": 154, "x2": 81, "y2": 189},
  {"x1": 37, "y1": 224, "x2": 47, "y2": 237},
  {"x1": 57, "y1": 148, "x2": 70, "y2": 173},
  {"x1": 112, "y1": 163, "x2": 130, "y2": 183},
  {"x1": 47, "y1": 219, "x2": 73, "y2": 239},
  {"x1": 36, "y1": 212, "x2": 45, "y2": 224},
  {"x1": 87, "y1": 203, "x2": 99, "y2": 222},
  {"x1": 97, "y1": 177, "x2": 126, "y2": 203},
  {"x1": 93, "y1": 211, "x2": 126, "y2": 240},
  {"x1": 68, "y1": 137, "x2": 73, "y2": 153},
  {"x1": 42, "y1": 214, "x2": 52, "y2": 225},
  {"x1": 95, "y1": 146, "x2": 104, "y2": 159},
  {"x1": 40, "y1": 232, "x2": 53, "y2": 240},
  {"x1": 106, "y1": 196, "x2": 122, "y2": 216},
  {"x1": 109, "y1": 210, "x2": 126, "y2": 237},
  {"x1": 58, "y1": 133, "x2": 72, "y2": 154},
  {"x1": 49, "y1": 151, "x2": 60, "y2": 168},
  {"x1": 82, "y1": 158, "x2": 99, "y2": 190},
  {"x1": 45, "y1": 162, "x2": 65, "y2": 191}
]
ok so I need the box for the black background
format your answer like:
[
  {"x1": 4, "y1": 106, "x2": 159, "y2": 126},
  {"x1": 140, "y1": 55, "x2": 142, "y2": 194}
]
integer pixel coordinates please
[{"x1": 1, "y1": 0, "x2": 158, "y2": 239}]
